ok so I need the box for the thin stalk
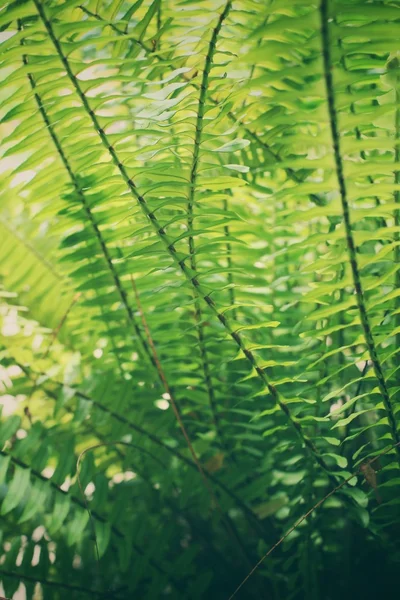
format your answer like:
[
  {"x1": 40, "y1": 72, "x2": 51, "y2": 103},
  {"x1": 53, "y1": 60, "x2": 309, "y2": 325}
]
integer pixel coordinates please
[
  {"x1": 0, "y1": 217, "x2": 62, "y2": 280},
  {"x1": 34, "y1": 0, "x2": 333, "y2": 479},
  {"x1": 319, "y1": 0, "x2": 400, "y2": 465},
  {"x1": 186, "y1": 0, "x2": 232, "y2": 453},
  {"x1": 130, "y1": 275, "x2": 214, "y2": 486},
  {"x1": 156, "y1": 0, "x2": 162, "y2": 51},
  {"x1": 84, "y1": 245, "x2": 126, "y2": 375},
  {"x1": 223, "y1": 196, "x2": 236, "y2": 314},
  {"x1": 228, "y1": 440, "x2": 400, "y2": 599},
  {"x1": 302, "y1": 461, "x2": 319, "y2": 600},
  {"x1": 79, "y1": 5, "x2": 151, "y2": 51},
  {"x1": 42, "y1": 292, "x2": 81, "y2": 359}
]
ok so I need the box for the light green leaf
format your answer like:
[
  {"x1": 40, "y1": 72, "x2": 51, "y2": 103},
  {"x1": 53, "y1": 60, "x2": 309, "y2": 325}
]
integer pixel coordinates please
[{"x1": 1, "y1": 465, "x2": 30, "y2": 515}]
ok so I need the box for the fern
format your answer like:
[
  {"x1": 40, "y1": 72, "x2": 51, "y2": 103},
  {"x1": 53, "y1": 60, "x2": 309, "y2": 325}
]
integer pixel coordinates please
[{"x1": 0, "y1": 1, "x2": 399, "y2": 599}]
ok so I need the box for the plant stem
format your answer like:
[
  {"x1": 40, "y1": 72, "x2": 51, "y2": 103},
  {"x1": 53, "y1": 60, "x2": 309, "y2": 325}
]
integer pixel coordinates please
[
  {"x1": 19, "y1": 24, "x2": 154, "y2": 370},
  {"x1": 186, "y1": 0, "x2": 232, "y2": 452},
  {"x1": 394, "y1": 83, "x2": 400, "y2": 361},
  {"x1": 223, "y1": 196, "x2": 237, "y2": 313}
]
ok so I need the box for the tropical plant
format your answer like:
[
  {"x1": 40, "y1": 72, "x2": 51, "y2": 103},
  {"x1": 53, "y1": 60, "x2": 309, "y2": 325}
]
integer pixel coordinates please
[{"x1": 0, "y1": 0, "x2": 399, "y2": 598}]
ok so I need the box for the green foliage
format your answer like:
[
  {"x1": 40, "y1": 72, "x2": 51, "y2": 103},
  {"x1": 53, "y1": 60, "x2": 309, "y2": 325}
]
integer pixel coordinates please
[{"x1": 0, "y1": 0, "x2": 399, "y2": 598}]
